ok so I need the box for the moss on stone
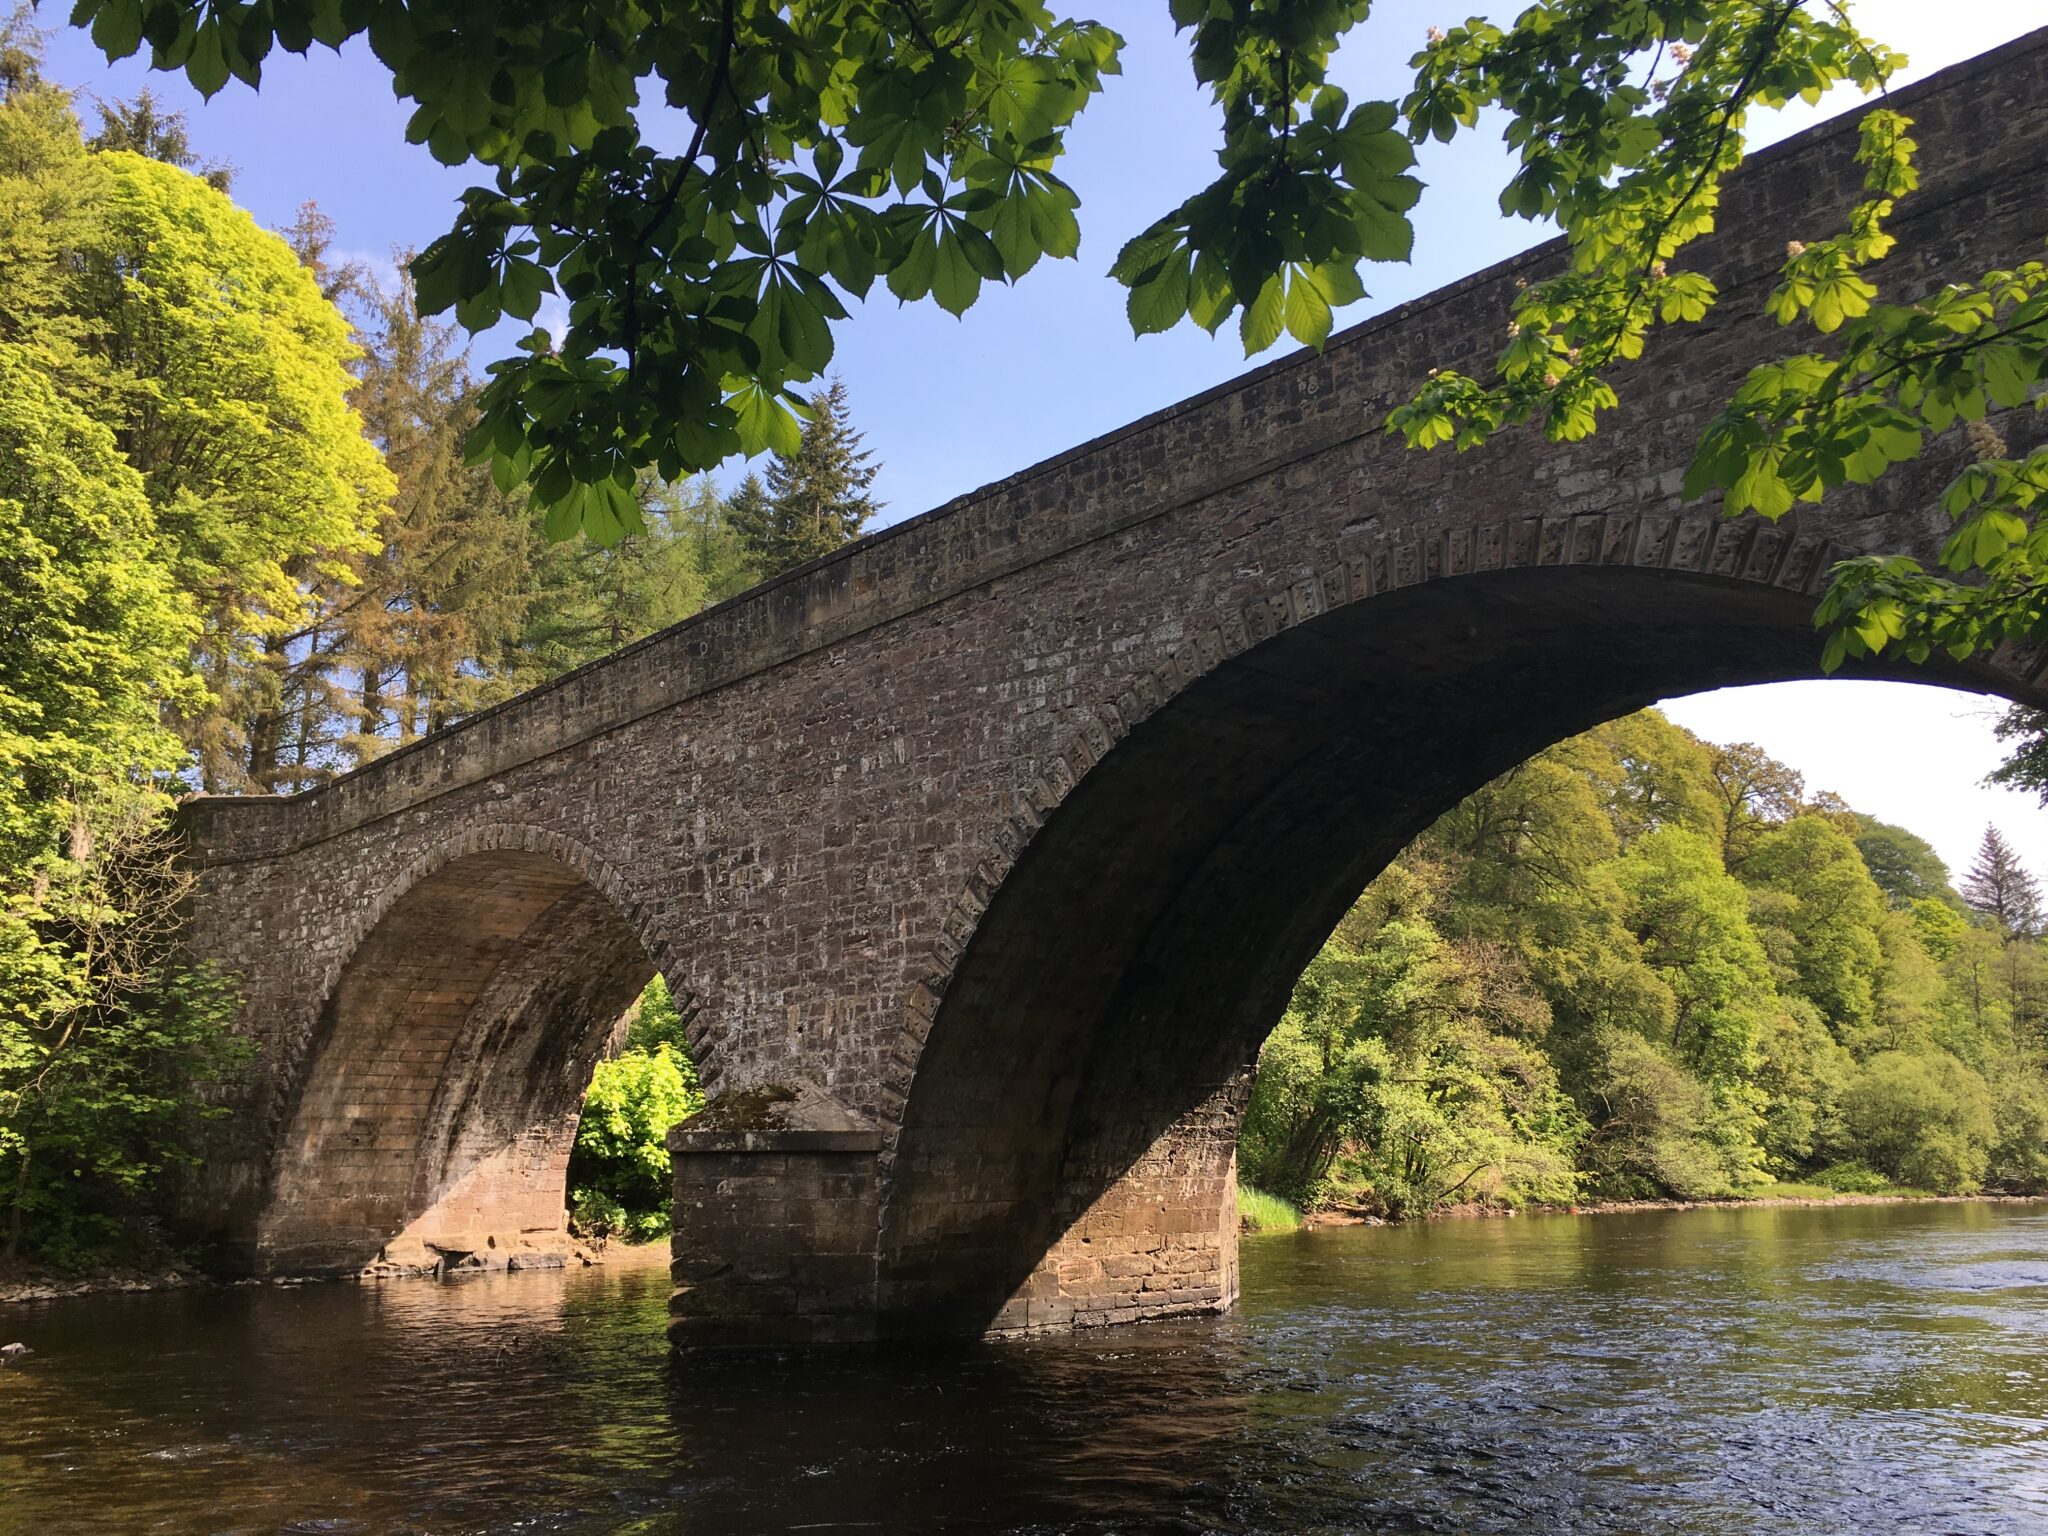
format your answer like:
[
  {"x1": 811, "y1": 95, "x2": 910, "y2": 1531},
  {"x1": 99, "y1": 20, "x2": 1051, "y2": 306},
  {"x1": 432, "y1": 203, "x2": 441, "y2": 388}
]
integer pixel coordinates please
[{"x1": 685, "y1": 1083, "x2": 799, "y2": 1132}]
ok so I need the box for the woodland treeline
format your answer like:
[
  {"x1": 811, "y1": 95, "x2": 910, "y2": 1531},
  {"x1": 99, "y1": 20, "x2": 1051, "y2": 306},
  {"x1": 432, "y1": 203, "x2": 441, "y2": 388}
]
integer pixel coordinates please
[
  {"x1": 1243, "y1": 712, "x2": 2048, "y2": 1218},
  {"x1": 0, "y1": 25, "x2": 875, "y2": 1265}
]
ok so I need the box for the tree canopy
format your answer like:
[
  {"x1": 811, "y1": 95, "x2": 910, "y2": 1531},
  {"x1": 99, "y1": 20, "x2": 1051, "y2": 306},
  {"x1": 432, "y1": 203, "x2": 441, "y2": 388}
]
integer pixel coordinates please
[
  {"x1": 55, "y1": 7, "x2": 1920, "y2": 519},
  {"x1": 1243, "y1": 709, "x2": 2048, "y2": 1213}
]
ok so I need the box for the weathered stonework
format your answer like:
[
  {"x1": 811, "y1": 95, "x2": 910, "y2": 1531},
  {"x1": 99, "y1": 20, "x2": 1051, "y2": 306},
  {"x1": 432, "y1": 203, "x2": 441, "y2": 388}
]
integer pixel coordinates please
[{"x1": 172, "y1": 35, "x2": 2048, "y2": 1346}]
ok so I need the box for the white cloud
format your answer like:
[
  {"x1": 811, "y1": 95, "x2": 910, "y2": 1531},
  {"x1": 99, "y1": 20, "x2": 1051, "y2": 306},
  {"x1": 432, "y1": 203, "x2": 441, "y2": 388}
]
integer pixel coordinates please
[{"x1": 1659, "y1": 680, "x2": 2045, "y2": 887}]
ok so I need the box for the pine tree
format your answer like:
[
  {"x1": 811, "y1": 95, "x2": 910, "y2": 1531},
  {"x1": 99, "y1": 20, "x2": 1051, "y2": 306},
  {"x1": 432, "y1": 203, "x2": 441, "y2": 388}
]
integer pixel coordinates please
[
  {"x1": 674, "y1": 473, "x2": 761, "y2": 604},
  {"x1": 339, "y1": 273, "x2": 539, "y2": 755},
  {"x1": 87, "y1": 88, "x2": 232, "y2": 190},
  {"x1": 1960, "y1": 826, "x2": 2043, "y2": 938},
  {"x1": 729, "y1": 375, "x2": 880, "y2": 576},
  {"x1": 505, "y1": 475, "x2": 709, "y2": 680},
  {"x1": 723, "y1": 471, "x2": 772, "y2": 573}
]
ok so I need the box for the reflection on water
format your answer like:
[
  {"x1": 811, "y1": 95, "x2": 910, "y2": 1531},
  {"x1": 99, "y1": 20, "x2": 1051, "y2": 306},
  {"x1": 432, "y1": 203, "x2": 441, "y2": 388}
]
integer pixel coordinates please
[{"x1": 3, "y1": 1202, "x2": 2046, "y2": 1534}]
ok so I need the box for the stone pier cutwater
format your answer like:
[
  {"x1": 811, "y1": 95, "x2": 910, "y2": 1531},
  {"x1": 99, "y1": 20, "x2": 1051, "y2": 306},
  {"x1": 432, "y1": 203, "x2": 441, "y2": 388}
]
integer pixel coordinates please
[{"x1": 172, "y1": 34, "x2": 2048, "y2": 1346}]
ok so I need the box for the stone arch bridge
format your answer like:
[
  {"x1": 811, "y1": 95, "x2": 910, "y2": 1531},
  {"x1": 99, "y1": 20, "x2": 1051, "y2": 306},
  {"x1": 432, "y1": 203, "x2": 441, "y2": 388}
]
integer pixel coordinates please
[{"x1": 177, "y1": 34, "x2": 2048, "y2": 1346}]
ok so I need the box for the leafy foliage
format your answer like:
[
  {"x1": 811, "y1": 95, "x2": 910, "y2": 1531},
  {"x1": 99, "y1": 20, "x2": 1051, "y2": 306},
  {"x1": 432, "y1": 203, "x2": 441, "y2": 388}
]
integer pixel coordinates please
[
  {"x1": 1245, "y1": 710, "x2": 2048, "y2": 1212},
  {"x1": 1854, "y1": 816, "x2": 1958, "y2": 910},
  {"x1": 565, "y1": 976, "x2": 703, "y2": 1241},
  {"x1": 0, "y1": 776, "x2": 253, "y2": 1265},
  {"x1": 1841, "y1": 1050, "x2": 1996, "y2": 1194},
  {"x1": 1388, "y1": 4, "x2": 1903, "y2": 456},
  {"x1": 66, "y1": 0, "x2": 1929, "y2": 554}
]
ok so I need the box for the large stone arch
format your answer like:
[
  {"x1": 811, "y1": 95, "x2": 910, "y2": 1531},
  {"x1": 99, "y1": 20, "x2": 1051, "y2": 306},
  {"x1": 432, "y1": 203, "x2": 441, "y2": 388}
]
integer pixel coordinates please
[
  {"x1": 873, "y1": 536, "x2": 2043, "y2": 1337},
  {"x1": 255, "y1": 824, "x2": 671, "y2": 1274}
]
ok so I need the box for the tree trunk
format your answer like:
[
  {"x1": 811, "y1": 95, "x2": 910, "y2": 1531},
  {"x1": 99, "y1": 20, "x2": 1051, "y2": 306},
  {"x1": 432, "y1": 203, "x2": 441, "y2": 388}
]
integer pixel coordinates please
[
  {"x1": 358, "y1": 666, "x2": 385, "y2": 767},
  {"x1": 243, "y1": 633, "x2": 290, "y2": 792},
  {"x1": 5, "y1": 1141, "x2": 30, "y2": 1261}
]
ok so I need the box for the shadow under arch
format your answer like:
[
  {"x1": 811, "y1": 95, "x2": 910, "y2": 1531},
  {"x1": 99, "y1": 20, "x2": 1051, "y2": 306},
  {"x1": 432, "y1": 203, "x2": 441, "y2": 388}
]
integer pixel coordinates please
[
  {"x1": 257, "y1": 836, "x2": 672, "y2": 1275},
  {"x1": 876, "y1": 559, "x2": 2047, "y2": 1337}
]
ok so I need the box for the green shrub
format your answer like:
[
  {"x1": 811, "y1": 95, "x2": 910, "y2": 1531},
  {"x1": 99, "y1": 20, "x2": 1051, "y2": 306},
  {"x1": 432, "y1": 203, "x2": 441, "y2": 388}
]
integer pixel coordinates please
[
  {"x1": 569, "y1": 1188, "x2": 630, "y2": 1245},
  {"x1": 1811, "y1": 1160, "x2": 1894, "y2": 1194},
  {"x1": 565, "y1": 979, "x2": 703, "y2": 1241},
  {"x1": 1989, "y1": 1074, "x2": 2048, "y2": 1191},
  {"x1": 1840, "y1": 1050, "x2": 1996, "y2": 1194},
  {"x1": 1, "y1": 960, "x2": 250, "y2": 1269}
]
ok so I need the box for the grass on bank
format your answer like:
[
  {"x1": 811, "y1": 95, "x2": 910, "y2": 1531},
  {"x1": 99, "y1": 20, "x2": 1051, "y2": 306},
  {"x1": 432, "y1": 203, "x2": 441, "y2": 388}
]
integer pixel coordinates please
[
  {"x1": 1235, "y1": 1160, "x2": 1953, "y2": 1235},
  {"x1": 1745, "y1": 1179, "x2": 1940, "y2": 1203},
  {"x1": 1237, "y1": 1183, "x2": 1304, "y2": 1233}
]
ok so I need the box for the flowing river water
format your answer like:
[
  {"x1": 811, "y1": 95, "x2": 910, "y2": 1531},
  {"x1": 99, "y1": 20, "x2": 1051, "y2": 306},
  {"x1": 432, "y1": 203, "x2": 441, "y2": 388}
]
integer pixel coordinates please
[{"x1": 4, "y1": 1200, "x2": 2047, "y2": 1534}]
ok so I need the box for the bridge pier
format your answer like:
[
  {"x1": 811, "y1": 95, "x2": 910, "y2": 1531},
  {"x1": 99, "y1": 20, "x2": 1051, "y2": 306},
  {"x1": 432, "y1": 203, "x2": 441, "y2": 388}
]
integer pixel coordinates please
[
  {"x1": 668, "y1": 1079, "x2": 1245, "y2": 1347},
  {"x1": 666, "y1": 1082, "x2": 888, "y2": 1348},
  {"x1": 983, "y1": 1090, "x2": 1245, "y2": 1338}
]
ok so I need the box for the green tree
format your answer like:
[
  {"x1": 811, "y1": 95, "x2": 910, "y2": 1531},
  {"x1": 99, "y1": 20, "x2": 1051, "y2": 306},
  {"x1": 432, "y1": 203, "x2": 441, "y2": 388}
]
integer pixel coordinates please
[
  {"x1": 1615, "y1": 825, "x2": 1775, "y2": 1084},
  {"x1": 673, "y1": 472, "x2": 763, "y2": 604},
  {"x1": 0, "y1": 340, "x2": 194, "y2": 868},
  {"x1": 1989, "y1": 1073, "x2": 2048, "y2": 1191},
  {"x1": 1741, "y1": 815, "x2": 1890, "y2": 1043},
  {"x1": 508, "y1": 477, "x2": 719, "y2": 680},
  {"x1": 86, "y1": 85, "x2": 230, "y2": 188},
  {"x1": 1855, "y1": 816, "x2": 1959, "y2": 909},
  {"x1": 1959, "y1": 825, "x2": 2043, "y2": 939},
  {"x1": 1988, "y1": 707, "x2": 2048, "y2": 807},
  {"x1": 1840, "y1": 1050, "x2": 1997, "y2": 1194},
  {"x1": 565, "y1": 976, "x2": 703, "y2": 1242},
  {"x1": 1706, "y1": 741, "x2": 1805, "y2": 872},
  {"x1": 1578, "y1": 1024, "x2": 1767, "y2": 1199},
  {"x1": 71, "y1": 151, "x2": 393, "y2": 789},
  {"x1": 1752, "y1": 996, "x2": 1853, "y2": 1173},
  {"x1": 338, "y1": 271, "x2": 542, "y2": 756},
  {"x1": 1582, "y1": 710, "x2": 1723, "y2": 849},
  {"x1": 1241, "y1": 914, "x2": 1581, "y2": 1215},
  {"x1": 727, "y1": 376, "x2": 880, "y2": 577},
  {"x1": 0, "y1": 327, "x2": 251, "y2": 1262}
]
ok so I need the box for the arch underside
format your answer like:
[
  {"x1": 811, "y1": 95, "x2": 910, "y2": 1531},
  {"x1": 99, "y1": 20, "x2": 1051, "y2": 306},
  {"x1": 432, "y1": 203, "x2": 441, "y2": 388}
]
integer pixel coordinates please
[
  {"x1": 879, "y1": 563, "x2": 2041, "y2": 1336},
  {"x1": 258, "y1": 848, "x2": 655, "y2": 1274}
]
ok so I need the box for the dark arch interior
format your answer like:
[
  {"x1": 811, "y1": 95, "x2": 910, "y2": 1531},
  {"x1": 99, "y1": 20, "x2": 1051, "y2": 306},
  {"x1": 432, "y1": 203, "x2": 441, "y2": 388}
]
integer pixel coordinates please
[
  {"x1": 878, "y1": 564, "x2": 2034, "y2": 1333},
  {"x1": 259, "y1": 849, "x2": 658, "y2": 1273}
]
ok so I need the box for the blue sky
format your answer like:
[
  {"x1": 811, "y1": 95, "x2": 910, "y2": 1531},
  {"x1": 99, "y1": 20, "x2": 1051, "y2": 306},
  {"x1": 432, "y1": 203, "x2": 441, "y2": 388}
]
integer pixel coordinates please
[{"x1": 35, "y1": 0, "x2": 2048, "y2": 882}]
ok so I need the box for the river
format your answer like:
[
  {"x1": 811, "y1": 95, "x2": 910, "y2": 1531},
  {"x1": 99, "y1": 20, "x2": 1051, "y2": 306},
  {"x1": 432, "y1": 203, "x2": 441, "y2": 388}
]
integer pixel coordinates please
[{"x1": 3, "y1": 1200, "x2": 2045, "y2": 1534}]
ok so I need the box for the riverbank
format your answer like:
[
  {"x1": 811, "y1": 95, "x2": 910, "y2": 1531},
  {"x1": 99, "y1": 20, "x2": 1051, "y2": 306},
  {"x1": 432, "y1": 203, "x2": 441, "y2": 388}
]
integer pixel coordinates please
[
  {"x1": 0, "y1": 1236, "x2": 671, "y2": 1306},
  {"x1": 0, "y1": 1257, "x2": 213, "y2": 1305},
  {"x1": 1285, "y1": 1188, "x2": 2048, "y2": 1231}
]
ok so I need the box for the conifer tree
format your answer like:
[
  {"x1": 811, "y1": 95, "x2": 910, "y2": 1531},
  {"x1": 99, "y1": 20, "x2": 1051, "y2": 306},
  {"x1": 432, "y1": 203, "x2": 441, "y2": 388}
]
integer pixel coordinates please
[
  {"x1": 1961, "y1": 827, "x2": 2043, "y2": 939},
  {"x1": 338, "y1": 273, "x2": 538, "y2": 756},
  {"x1": 729, "y1": 376, "x2": 880, "y2": 577},
  {"x1": 86, "y1": 88, "x2": 230, "y2": 190},
  {"x1": 723, "y1": 471, "x2": 772, "y2": 569}
]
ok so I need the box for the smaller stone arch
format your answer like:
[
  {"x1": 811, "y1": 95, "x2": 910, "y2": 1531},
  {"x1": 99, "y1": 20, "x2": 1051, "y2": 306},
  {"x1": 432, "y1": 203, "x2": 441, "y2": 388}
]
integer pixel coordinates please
[
  {"x1": 254, "y1": 823, "x2": 675, "y2": 1274},
  {"x1": 309, "y1": 821, "x2": 652, "y2": 1011}
]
